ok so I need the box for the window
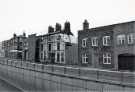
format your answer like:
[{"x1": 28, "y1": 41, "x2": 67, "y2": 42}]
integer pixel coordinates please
[
  {"x1": 44, "y1": 51, "x2": 46, "y2": 60},
  {"x1": 57, "y1": 53, "x2": 60, "y2": 62},
  {"x1": 61, "y1": 52, "x2": 64, "y2": 63},
  {"x1": 82, "y1": 38, "x2": 87, "y2": 47},
  {"x1": 127, "y1": 33, "x2": 134, "y2": 44},
  {"x1": 48, "y1": 44, "x2": 51, "y2": 51},
  {"x1": 41, "y1": 44, "x2": 43, "y2": 51},
  {"x1": 41, "y1": 53, "x2": 43, "y2": 59},
  {"x1": 103, "y1": 53, "x2": 111, "y2": 64},
  {"x1": 57, "y1": 35, "x2": 61, "y2": 40},
  {"x1": 117, "y1": 34, "x2": 126, "y2": 45},
  {"x1": 103, "y1": 36, "x2": 110, "y2": 46},
  {"x1": 91, "y1": 37, "x2": 98, "y2": 46},
  {"x1": 57, "y1": 42, "x2": 60, "y2": 50},
  {"x1": 82, "y1": 54, "x2": 88, "y2": 64}
]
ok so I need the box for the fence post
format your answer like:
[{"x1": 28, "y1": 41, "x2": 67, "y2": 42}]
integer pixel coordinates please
[
  {"x1": 52, "y1": 65, "x2": 54, "y2": 72},
  {"x1": 78, "y1": 68, "x2": 81, "y2": 76},
  {"x1": 64, "y1": 66, "x2": 66, "y2": 74},
  {"x1": 97, "y1": 70, "x2": 99, "y2": 80}
]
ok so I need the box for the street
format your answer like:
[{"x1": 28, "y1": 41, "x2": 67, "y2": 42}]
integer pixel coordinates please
[{"x1": 0, "y1": 78, "x2": 22, "y2": 92}]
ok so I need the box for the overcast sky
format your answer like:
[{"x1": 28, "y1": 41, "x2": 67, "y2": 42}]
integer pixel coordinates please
[{"x1": 0, "y1": 0, "x2": 135, "y2": 42}]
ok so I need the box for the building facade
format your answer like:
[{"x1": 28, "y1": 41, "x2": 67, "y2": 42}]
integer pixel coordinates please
[
  {"x1": 39, "y1": 22, "x2": 78, "y2": 65},
  {"x1": 2, "y1": 33, "x2": 27, "y2": 59},
  {"x1": 78, "y1": 20, "x2": 135, "y2": 71},
  {"x1": 22, "y1": 21, "x2": 78, "y2": 64}
]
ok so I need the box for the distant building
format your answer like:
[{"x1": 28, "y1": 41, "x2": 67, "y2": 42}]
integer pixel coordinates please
[
  {"x1": 0, "y1": 42, "x2": 4, "y2": 57},
  {"x1": 39, "y1": 22, "x2": 78, "y2": 64},
  {"x1": 78, "y1": 20, "x2": 135, "y2": 71},
  {"x1": 2, "y1": 33, "x2": 27, "y2": 59}
]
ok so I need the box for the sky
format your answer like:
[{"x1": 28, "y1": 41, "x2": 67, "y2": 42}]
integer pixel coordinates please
[{"x1": 0, "y1": 0, "x2": 135, "y2": 42}]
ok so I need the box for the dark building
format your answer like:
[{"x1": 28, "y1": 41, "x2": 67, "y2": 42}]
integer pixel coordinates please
[
  {"x1": 78, "y1": 20, "x2": 135, "y2": 71},
  {"x1": 2, "y1": 33, "x2": 27, "y2": 59},
  {"x1": 22, "y1": 34, "x2": 41, "y2": 62}
]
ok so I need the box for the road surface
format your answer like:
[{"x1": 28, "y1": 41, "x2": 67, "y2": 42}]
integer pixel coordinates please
[{"x1": 0, "y1": 78, "x2": 22, "y2": 92}]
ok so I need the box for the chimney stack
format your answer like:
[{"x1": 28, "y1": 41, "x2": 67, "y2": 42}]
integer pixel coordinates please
[
  {"x1": 64, "y1": 21, "x2": 73, "y2": 35},
  {"x1": 55, "y1": 23, "x2": 61, "y2": 32},
  {"x1": 83, "y1": 19, "x2": 89, "y2": 30},
  {"x1": 48, "y1": 26, "x2": 54, "y2": 33},
  {"x1": 13, "y1": 33, "x2": 17, "y2": 38},
  {"x1": 23, "y1": 32, "x2": 26, "y2": 37}
]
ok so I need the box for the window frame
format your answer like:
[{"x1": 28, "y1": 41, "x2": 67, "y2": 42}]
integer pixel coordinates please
[
  {"x1": 57, "y1": 52, "x2": 60, "y2": 63},
  {"x1": 91, "y1": 37, "x2": 98, "y2": 47},
  {"x1": 103, "y1": 53, "x2": 111, "y2": 64},
  {"x1": 82, "y1": 54, "x2": 88, "y2": 64},
  {"x1": 82, "y1": 38, "x2": 87, "y2": 48},
  {"x1": 117, "y1": 34, "x2": 126, "y2": 45},
  {"x1": 57, "y1": 42, "x2": 60, "y2": 50},
  {"x1": 60, "y1": 52, "x2": 65, "y2": 63},
  {"x1": 48, "y1": 43, "x2": 51, "y2": 51},
  {"x1": 127, "y1": 33, "x2": 134, "y2": 44},
  {"x1": 103, "y1": 36, "x2": 110, "y2": 46}
]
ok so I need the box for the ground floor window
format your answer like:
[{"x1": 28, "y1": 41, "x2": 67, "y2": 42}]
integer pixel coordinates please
[
  {"x1": 44, "y1": 51, "x2": 46, "y2": 60},
  {"x1": 103, "y1": 53, "x2": 111, "y2": 64},
  {"x1": 82, "y1": 54, "x2": 88, "y2": 64},
  {"x1": 40, "y1": 53, "x2": 43, "y2": 59},
  {"x1": 61, "y1": 52, "x2": 64, "y2": 63},
  {"x1": 57, "y1": 52, "x2": 60, "y2": 62}
]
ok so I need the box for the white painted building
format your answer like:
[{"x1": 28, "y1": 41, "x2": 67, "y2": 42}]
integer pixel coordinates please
[{"x1": 39, "y1": 22, "x2": 77, "y2": 64}]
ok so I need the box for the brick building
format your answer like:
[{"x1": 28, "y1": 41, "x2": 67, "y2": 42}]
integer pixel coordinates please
[
  {"x1": 2, "y1": 33, "x2": 27, "y2": 59},
  {"x1": 78, "y1": 20, "x2": 135, "y2": 71}
]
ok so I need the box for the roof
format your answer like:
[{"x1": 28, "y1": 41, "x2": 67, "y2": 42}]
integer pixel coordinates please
[
  {"x1": 79, "y1": 21, "x2": 135, "y2": 32},
  {"x1": 41, "y1": 30, "x2": 74, "y2": 37}
]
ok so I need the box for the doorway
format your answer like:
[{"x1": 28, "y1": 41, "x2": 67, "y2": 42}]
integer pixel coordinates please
[{"x1": 118, "y1": 53, "x2": 135, "y2": 71}]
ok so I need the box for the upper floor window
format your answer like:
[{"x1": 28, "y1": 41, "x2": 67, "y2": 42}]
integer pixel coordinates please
[
  {"x1": 82, "y1": 38, "x2": 87, "y2": 48},
  {"x1": 127, "y1": 33, "x2": 134, "y2": 44},
  {"x1": 57, "y1": 52, "x2": 60, "y2": 62},
  {"x1": 103, "y1": 53, "x2": 111, "y2": 64},
  {"x1": 117, "y1": 34, "x2": 125, "y2": 45},
  {"x1": 103, "y1": 36, "x2": 110, "y2": 46},
  {"x1": 91, "y1": 37, "x2": 98, "y2": 46},
  {"x1": 57, "y1": 42, "x2": 60, "y2": 50},
  {"x1": 82, "y1": 54, "x2": 88, "y2": 64},
  {"x1": 48, "y1": 44, "x2": 51, "y2": 51}
]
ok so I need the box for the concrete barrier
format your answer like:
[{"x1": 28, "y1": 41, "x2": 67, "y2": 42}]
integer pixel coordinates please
[
  {"x1": 80, "y1": 68, "x2": 98, "y2": 80},
  {"x1": 98, "y1": 70, "x2": 122, "y2": 83},
  {"x1": 65, "y1": 67, "x2": 80, "y2": 76},
  {"x1": 35, "y1": 63, "x2": 44, "y2": 72},
  {"x1": 52, "y1": 65, "x2": 65, "y2": 74},
  {"x1": 43, "y1": 65, "x2": 53, "y2": 73},
  {"x1": 122, "y1": 72, "x2": 135, "y2": 86},
  {"x1": 0, "y1": 58, "x2": 135, "y2": 92}
]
